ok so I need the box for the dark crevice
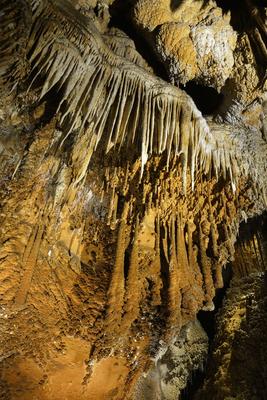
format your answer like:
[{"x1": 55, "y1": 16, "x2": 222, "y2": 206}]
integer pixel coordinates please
[
  {"x1": 159, "y1": 226, "x2": 171, "y2": 321},
  {"x1": 180, "y1": 264, "x2": 232, "y2": 400},
  {"x1": 237, "y1": 212, "x2": 267, "y2": 244},
  {"x1": 179, "y1": 367, "x2": 206, "y2": 400},
  {"x1": 109, "y1": 0, "x2": 169, "y2": 81},
  {"x1": 181, "y1": 81, "x2": 224, "y2": 116},
  {"x1": 233, "y1": 212, "x2": 267, "y2": 275},
  {"x1": 26, "y1": 65, "x2": 65, "y2": 127},
  {"x1": 124, "y1": 247, "x2": 130, "y2": 281},
  {"x1": 198, "y1": 264, "x2": 233, "y2": 342},
  {"x1": 215, "y1": 0, "x2": 267, "y2": 32},
  {"x1": 216, "y1": 0, "x2": 267, "y2": 13},
  {"x1": 170, "y1": 0, "x2": 183, "y2": 12},
  {"x1": 37, "y1": 86, "x2": 63, "y2": 125},
  {"x1": 215, "y1": 0, "x2": 249, "y2": 32}
]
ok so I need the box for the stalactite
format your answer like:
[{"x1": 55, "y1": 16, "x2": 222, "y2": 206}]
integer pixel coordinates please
[
  {"x1": 162, "y1": 222, "x2": 170, "y2": 265},
  {"x1": 0, "y1": 0, "x2": 31, "y2": 89},
  {"x1": 166, "y1": 215, "x2": 182, "y2": 332},
  {"x1": 223, "y1": 224, "x2": 236, "y2": 260},
  {"x1": 105, "y1": 202, "x2": 129, "y2": 333},
  {"x1": 150, "y1": 215, "x2": 162, "y2": 308},
  {"x1": 122, "y1": 218, "x2": 141, "y2": 331},
  {"x1": 187, "y1": 220, "x2": 203, "y2": 290},
  {"x1": 199, "y1": 223, "x2": 215, "y2": 310},
  {"x1": 232, "y1": 220, "x2": 267, "y2": 277},
  {"x1": 8, "y1": 0, "x2": 257, "y2": 193}
]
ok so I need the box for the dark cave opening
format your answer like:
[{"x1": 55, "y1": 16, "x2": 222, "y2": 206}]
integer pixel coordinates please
[
  {"x1": 181, "y1": 81, "x2": 224, "y2": 116},
  {"x1": 38, "y1": 86, "x2": 63, "y2": 125},
  {"x1": 198, "y1": 264, "x2": 233, "y2": 341},
  {"x1": 216, "y1": 0, "x2": 267, "y2": 12},
  {"x1": 215, "y1": 0, "x2": 267, "y2": 33},
  {"x1": 179, "y1": 264, "x2": 233, "y2": 400},
  {"x1": 179, "y1": 368, "x2": 206, "y2": 400},
  {"x1": 215, "y1": 0, "x2": 249, "y2": 32},
  {"x1": 170, "y1": 0, "x2": 183, "y2": 12},
  {"x1": 26, "y1": 65, "x2": 65, "y2": 127},
  {"x1": 109, "y1": 0, "x2": 170, "y2": 81},
  {"x1": 124, "y1": 248, "x2": 130, "y2": 280},
  {"x1": 233, "y1": 212, "x2": 267, "y2": 275},
  {"x1": 237, "y1": 212, "x2": 267, "y2": 245}
]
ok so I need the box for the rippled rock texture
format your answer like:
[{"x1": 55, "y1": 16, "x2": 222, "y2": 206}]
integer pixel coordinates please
[{"x1": 0, "y1": 0, "x2": 266, "y2": 399}]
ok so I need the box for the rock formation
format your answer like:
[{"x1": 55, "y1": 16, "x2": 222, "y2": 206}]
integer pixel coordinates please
[
  {"x1": 0, "y1": 0, "x2": 266, "y2": 399},
  {"x1": 195, "y1": 271, "x2": 267, "y2": 400}
]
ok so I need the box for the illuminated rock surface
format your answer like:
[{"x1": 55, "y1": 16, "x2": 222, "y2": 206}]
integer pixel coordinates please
[{"x1": 0, "y1": 1, "x2": 266, "y2": 399}]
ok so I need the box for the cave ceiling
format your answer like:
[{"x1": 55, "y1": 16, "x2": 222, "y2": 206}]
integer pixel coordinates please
[{"x1": 0, "y1": 0, "x2": 266, "y2": 399}]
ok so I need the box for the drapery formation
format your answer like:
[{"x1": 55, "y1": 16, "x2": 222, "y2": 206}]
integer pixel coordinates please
[{"x1": 0, "y1": 0, "x2": 266, "y2": 399}]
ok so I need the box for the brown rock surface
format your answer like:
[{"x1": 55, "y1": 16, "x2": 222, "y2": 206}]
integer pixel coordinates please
[
  {"x1": 0, "y1": 0, "x2": 266, "y2": 399},
  {"x1": 134, "y1": 0, "x2": 237, "y2": 89}
]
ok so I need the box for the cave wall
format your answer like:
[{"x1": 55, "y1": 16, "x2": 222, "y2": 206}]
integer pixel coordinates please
[
  {"x1": 0, "y1": 0, "x2": 266, "y2": 399},
  {"x1": 195, "y1": 272, "x2": 267, "y2": 400}
]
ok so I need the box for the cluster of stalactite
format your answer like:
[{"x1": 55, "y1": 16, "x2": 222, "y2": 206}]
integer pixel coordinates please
[
  {"x1": 3, "y1": 0, "x2": 262, "y2": 192},
  {"x1": 231, "y1": 214, "x2": 267, "y2": 277},
  {"x1": 101, "y1": 154, "x2": 246, "y2": 331},
  {"x1": 27, "y1": 0, "x2": 223, "y2": 186},
  {"x1": 0, "y1": 117, "x2": 262, "y2": 395},
  {"x1": 244, "y1": 0, "x2": 267, "y2": 81},
  {"x1": 0, "y1": 0, "x2": 267, "y2": 398},
  {"x1": 0, "y1": 0, "x2": 31, "y2": 90},
  {"x1": 1, "y1": 0, "x2": 266, "y2": 198},
  {"x1": 73, "y1": 159, "x2": 263, "y2": 387}
]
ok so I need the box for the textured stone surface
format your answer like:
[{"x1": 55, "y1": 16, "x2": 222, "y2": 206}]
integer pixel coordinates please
[
  {"x1": 134, "y1": 320, "x2": 208, "y2": 400},
  {"x1": 0, "y1": 0, "x2": 266, "y2": 399},
  {"x1": 134, "y1": 0, "x2": 237, "y2": 89},
  {"x1": 195, "y1": 273, "x2": 267, "y2": 400}
]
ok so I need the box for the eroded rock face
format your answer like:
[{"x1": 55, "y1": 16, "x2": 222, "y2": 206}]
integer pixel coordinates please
[
  {"x1": 134, "y1": 0, "x2": 237, "y2": 89},
  {"x1": 0, "y1": 0, "x2": 266, "y2": 399},
  {"x1": 134, "y1": 320, "x2": 208, "y2": 400},
  {"x1": 195, "y1": 272, "x2": 267, "y2": 400},
  {"x1": 133, "y1": 0, "x2": 267, "y2": 106}
]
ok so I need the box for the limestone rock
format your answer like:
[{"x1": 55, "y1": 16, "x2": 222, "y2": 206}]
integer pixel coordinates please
[
  {"x1": 134, "y1": 0, "x2": 237, "y2": 89},
  {"x1": 0, "y1": 0, "x2": 266, "y2": 399},
  {"x1": 134, "y1": 320, "x2": 208, "y2": 400},
  {"x1": 195, "y1": 273, "x2": 267, "y2": 400}
]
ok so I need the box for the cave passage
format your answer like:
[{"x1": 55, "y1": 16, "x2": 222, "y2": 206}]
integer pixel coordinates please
[
  {"x1": 232, "y1": 212, "x2": 267, "y2": 276},
  {"x1": 170, "y1": 0, "x2": 183, "y2": 12},
  {"x1": 182, "y1": 81, "x2": 224, "y2": 116},
  {"x1": 198, "y1": 264, "x2": 232, "y2": 341},
  {"x1": 179, "y1": 264, "x2": 232, "y2": 400},
  {"x1": 215, "y1": 0, "x2": 267, "y2": 33}
]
